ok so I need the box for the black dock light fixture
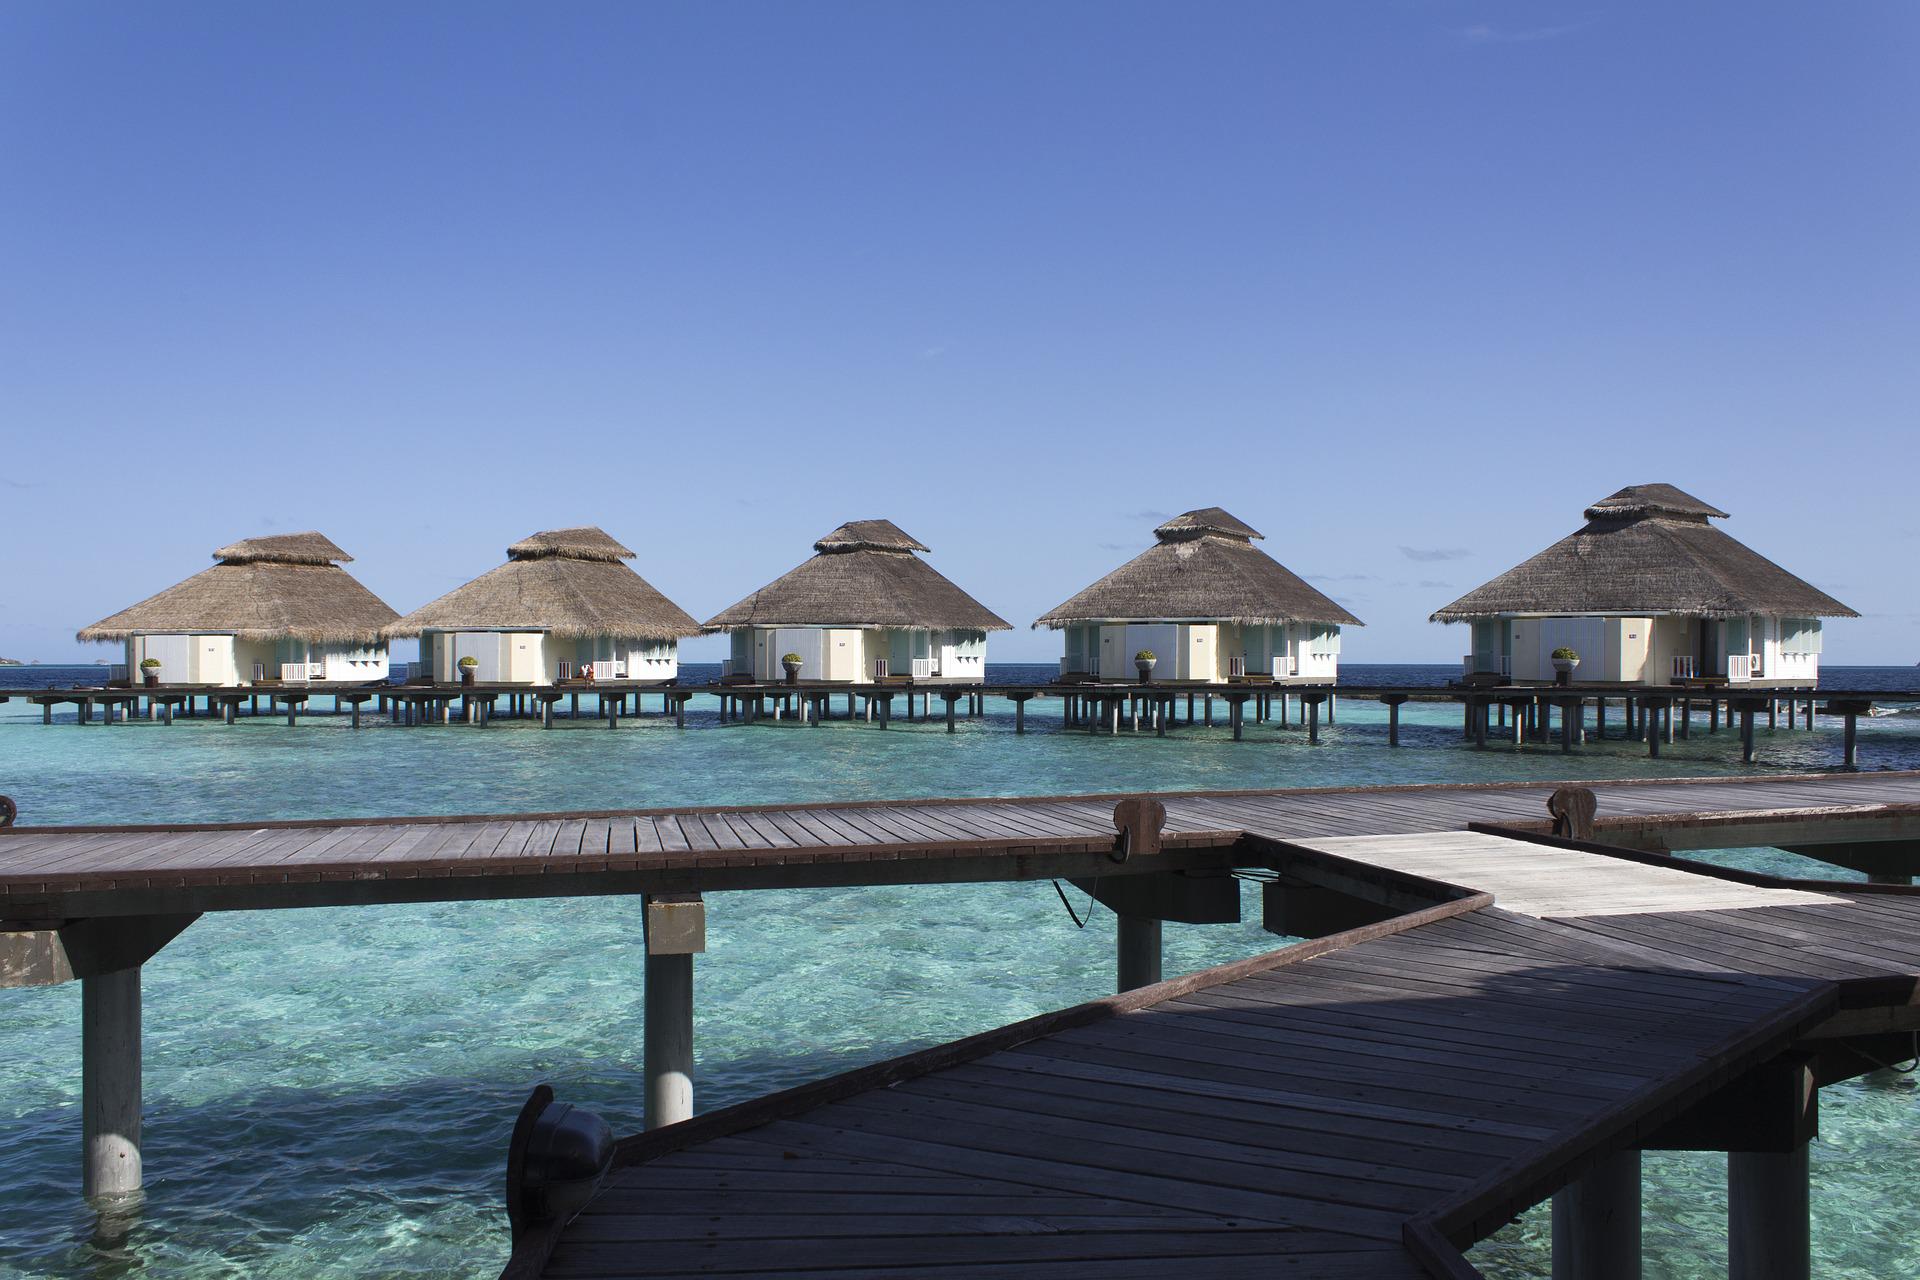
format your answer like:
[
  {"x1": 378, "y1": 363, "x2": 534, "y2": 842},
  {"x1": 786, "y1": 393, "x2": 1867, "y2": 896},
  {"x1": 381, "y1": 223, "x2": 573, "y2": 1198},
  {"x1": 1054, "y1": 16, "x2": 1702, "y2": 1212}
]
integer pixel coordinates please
[{"x1": 506, "y1": 1085, "x2": 615, "y2": 1242}]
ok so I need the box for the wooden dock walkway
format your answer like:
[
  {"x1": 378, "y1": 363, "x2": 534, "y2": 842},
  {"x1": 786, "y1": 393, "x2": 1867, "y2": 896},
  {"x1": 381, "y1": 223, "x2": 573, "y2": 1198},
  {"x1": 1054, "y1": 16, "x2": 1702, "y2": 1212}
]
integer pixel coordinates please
[
  {"x1": 5, "y1": 771, "x2": 1920, "y2": 918},
  {"x1": 9, "y1": 770, "x2": 1920, "y2": 1270},
  {"x1": 509, "y1": 820, "x2": 1920, "y2": 1280}
]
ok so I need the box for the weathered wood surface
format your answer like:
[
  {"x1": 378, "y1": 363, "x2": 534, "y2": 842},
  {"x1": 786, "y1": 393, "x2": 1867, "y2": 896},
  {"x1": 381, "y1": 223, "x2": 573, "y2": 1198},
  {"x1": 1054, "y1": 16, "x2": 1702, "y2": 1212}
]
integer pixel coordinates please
[
  {"x1": 520, "y1": 896, "x2": 1902, "y2": 1279},
  {"x1": 515, "y1": 811, "x2": 1920, "y2": 1279},
  {"x1": 5, "y1": 772, "x2": 1920, "y2": 917},
  {"x1": 1282, "y1": 831, "x2": 1844, "y2": 917}
]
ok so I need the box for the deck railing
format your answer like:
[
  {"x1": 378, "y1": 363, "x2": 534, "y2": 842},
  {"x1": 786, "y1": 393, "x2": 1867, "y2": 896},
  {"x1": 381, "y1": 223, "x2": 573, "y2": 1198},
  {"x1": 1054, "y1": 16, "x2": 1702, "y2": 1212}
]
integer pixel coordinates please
[
  {"x1": 911, "y1": 658, "x2": 935, "y2": 679},
  {"x1": 1672, "y1": 656, "x2": 1697, "y2": 680},
  {"x1": 1274, "y1": 655, "x2": 1298, "y2": 678},
  {"x1": 279, "y1": 662, "x2": 312, "y2": 684}
]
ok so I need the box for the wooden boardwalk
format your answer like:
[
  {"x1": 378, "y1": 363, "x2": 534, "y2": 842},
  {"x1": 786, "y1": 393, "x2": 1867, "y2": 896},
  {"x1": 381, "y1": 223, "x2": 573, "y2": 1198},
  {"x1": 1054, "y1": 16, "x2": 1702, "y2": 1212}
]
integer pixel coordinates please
[
  {"x1": 512, "y1": 826, "x2": 1920, "y2": 1279},
  {"x1": 5, "y1": 771, "x2": 1920, "y2": 919}
]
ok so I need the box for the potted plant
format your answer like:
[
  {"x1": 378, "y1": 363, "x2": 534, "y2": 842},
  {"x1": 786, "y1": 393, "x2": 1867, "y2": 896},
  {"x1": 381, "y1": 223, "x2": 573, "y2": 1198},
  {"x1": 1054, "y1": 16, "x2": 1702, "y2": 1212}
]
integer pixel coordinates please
[
  {"x1": 1134, "y1": 649, "x2": 1158, "y2": 684},
  {"x1": 457, "y1": 655, "x2": 479, "y2": 686},
  {"x1": 1551, "y1": 647, "x2": 1580, "y2": 686},
  {"x1": 781, "y1": 652, "x2": 804, "y2": 685},
  {"x1": 139, "y1": 657, "x2": 161, "y2": 688}
]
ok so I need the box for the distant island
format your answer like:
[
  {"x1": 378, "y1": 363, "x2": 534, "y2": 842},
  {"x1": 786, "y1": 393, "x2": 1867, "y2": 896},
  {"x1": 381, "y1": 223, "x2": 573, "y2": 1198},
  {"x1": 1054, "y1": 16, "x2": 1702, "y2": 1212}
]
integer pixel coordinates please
[{"x1": 0, "y1": 657, "x2": 20, "y2": 665}]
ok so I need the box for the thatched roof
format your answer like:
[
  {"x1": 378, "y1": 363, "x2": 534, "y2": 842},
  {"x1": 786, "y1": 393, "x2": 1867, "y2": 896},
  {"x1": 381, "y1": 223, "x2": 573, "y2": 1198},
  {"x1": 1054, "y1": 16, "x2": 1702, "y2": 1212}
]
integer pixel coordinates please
[
  {"x1": 78, "y1": 532, "x2": 398, "y2": 644},
  {"x1": 703, "y1": 520, "x2": 1011, "y2": 633},
  {"x1": 1432, "y1": 485, "x2": 1858, "y2": 622},
  {"x1": 507, "y1": 527, "x2": 633, "y2": 563},
  {"x1": 211, "y1": 532, "x2": 355, "y2": 565},
  {"x1": 384, "y1": 526, "x2": 700, "y2": 641},
  {"x1": 812, "y1": 519, "x2": 929, "y2": 553},
  {"x1": 1033, "y1": 508, "x2": 1364, "y2": 629}
]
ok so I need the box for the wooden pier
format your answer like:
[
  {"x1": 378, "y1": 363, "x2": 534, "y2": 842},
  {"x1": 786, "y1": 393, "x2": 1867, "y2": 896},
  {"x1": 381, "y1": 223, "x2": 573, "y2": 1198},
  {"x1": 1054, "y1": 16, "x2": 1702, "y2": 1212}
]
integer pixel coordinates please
[
  {"x1": 2, "y1": 676, "x2": 1909, "y2": 770},
  {"x1": 5, "y1": 772, "x2": 1920, "y2": 1276}
]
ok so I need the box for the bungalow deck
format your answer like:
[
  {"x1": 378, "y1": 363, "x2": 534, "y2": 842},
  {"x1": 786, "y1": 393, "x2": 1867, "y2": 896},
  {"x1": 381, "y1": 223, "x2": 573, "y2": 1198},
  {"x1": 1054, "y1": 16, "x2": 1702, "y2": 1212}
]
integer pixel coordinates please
[{"x1": 1, "y1": 678, "x2": 1909, "y2": 768}]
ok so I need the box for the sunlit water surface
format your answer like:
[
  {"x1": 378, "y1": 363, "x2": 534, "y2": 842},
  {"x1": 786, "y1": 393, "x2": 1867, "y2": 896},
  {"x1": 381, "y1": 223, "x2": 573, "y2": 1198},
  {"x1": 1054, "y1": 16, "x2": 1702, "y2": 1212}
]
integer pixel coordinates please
[{"x1": 1, "y1": 664, "x2": 1915, "y2": 1278}]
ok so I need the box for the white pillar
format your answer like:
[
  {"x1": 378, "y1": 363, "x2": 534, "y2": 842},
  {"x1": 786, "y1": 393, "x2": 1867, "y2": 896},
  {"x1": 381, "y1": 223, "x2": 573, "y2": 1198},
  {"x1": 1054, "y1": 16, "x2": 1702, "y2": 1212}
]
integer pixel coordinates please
[
  {"x1": 1729, "y1": 1146, "x2": 1809, "y2": 1280},
  {"x1": 642, "y1": 894, "x2": 704, "y2": 1131},
  {"x1": 1552, "y1": 1150, "x2": 1641, "y2": 1280},
  {"x1": 82, "y1": 966, "x2": 142, "y2": 1199},
  {"x1": 643, "y1": 953, "x2": 694, "y2": 1130}
]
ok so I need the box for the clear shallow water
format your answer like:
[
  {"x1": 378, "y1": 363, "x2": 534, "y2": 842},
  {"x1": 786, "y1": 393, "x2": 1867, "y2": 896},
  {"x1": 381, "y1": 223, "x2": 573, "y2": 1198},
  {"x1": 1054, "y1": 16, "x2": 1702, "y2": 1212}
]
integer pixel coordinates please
[{"x1": 0, "y1": 665, "x2": 1915, "y2": 1277}]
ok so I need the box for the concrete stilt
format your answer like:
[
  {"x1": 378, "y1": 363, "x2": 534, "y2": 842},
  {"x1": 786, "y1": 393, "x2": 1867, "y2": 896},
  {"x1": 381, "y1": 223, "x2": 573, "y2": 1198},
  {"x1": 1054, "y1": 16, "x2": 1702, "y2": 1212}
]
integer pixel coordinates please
[
  {"x1": 1551, "y1": 1149, "x2": 1641, "y2": 1280},
  {"x1": 1385, "y1": 695, "x2": 1406, "y2": 746},
  {"x1": 82, "y1": 967, "x2": 142, "y2": 1200},
  {"x1": 1728, "y1": 1145, "x2": 1809, "y2": 1280},
  {"x1": 643, "y1": 953, "x2": 693, "y2": 1130},
  {"x1": 1116, "y1": 915, "x2": 1162, "y2": 992},
  {"x1": 642, "y1": 895, "x2": 704, "y2": 1132}
]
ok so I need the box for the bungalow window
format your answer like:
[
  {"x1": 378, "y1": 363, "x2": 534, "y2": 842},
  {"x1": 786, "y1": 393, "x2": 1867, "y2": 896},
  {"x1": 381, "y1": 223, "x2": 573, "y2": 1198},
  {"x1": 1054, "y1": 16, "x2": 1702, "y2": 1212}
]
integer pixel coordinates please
[{"x1": 1780, "y1": 618, "x2": 1822, "y2": 655}]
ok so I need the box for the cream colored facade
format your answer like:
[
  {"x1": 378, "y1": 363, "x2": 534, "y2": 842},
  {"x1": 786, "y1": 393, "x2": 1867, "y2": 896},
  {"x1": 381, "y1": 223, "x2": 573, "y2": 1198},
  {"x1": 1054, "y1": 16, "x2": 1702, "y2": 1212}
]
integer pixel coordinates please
[
  {"x1": 1059, "y1": 621, "x2": 1342, "y2": 684},
  {"x1": 120, "y1": 634, "x2": 390, "y2": 686},
  {"x1": 1467, "y1": 614, "x2": 1824, "y2": 686},
  {"x1": 415, "y1": 630, "x2": 680, "y2": 685},
  {"x1": 726, "y1": 626, "x2": 989, "y2": 683}
]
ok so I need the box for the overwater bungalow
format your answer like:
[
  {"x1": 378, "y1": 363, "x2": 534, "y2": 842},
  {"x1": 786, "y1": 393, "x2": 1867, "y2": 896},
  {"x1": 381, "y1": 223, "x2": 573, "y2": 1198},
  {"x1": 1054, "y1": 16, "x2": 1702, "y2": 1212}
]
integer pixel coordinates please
[
  {"x1": 77, "y1": 532, "x2": 397, "y2": 686},
  {"x1": 703, "y1": 519, "x2": 1010, "y2": 682},
  {"x1": 1034, "y1": 507, "x2": 1363, "y2": 684},
  {"x1": 1433, "y1": 484, "x2": 1857, "y2": 686},
  {"x1": 384, "y1": 527, "x2": 699, "y2": 685}
]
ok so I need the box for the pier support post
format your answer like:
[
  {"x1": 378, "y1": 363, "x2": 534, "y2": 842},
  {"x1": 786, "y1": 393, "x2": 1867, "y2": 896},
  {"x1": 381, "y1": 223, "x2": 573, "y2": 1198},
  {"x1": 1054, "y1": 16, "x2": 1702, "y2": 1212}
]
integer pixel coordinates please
[
  {"x1": 945, "y1": 693, "x2": 957, "y2": 734},
  {"x1": 83, "y1": 966, "x2": 142, "y2": 1200},
  {"x1": 1828, "y1": 701, "x2": 1871, "y2": 770},
  {"x1": 1551, "y1": 1149, "x2": 1641, "y2": 1280},
  {"x1": 1741, "y1": 705, "x2": 1756, "y2": 764},
  {"x1": 1116, "y1": 915, "x2": 1162, "y2": 992},
  {"x1": 643, "y1": 894, "x2": 704, "y2": 1131},
  {"x1": 1728, "y1": 1145, "x2": 1810, "y2": 1280},
  {"x1": 1384, "y1": 694, "x2": 1407, "y2": 746},
  {"x1": 1305, "y1": 695, "x2": 1321, "y2": 745}
]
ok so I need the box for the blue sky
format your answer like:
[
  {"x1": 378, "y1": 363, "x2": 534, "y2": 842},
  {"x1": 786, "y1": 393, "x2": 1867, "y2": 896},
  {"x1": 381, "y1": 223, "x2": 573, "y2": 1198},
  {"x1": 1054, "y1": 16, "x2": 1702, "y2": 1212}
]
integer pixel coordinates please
[{"x1": 2, "y1": 2, "x2": 1915, "y2": 663}]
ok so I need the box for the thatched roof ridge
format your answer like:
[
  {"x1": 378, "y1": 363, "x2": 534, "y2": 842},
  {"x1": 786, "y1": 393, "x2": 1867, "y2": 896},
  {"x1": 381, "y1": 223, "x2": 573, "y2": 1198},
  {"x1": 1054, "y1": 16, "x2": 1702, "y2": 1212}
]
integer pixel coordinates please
[
  {"x1": 79, "y1": 534, "x2": 397, "y2": 644},
  {"x1": 507, "y1": 527, "x2": 635, "y2": 563},
  {"x1": 1432, "y1": 486, "x2": 1857, "y2": 621},
  {"x1": 704, "y1": 520, "x2": 1009, "y2": 632},
  {"x1": 1583, "y1": 484, "x2": 1729, "y2": 523},
  {"x1": 212, "y1": 531, "x2": 353, "y2": 565},
  {"x1": 385, "y1": 528, "x2": 699, "y2": 641},
  {"x1": 813, "y1": 519, "x2": 930, "y2": 554},
  {"x1": 1154, "y1": 507, "x2": 1263, "y2": 543},
  {"x1": 1034, "y1": 510, "x2": 1363, "y2": 629}
]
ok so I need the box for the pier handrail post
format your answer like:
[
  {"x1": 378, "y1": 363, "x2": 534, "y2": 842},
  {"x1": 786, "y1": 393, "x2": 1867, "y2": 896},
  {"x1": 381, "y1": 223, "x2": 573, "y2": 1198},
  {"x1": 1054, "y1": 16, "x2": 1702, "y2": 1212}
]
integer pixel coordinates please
[{"x1": 643, "y1": 893, "x2": 705, "y2": 1131}]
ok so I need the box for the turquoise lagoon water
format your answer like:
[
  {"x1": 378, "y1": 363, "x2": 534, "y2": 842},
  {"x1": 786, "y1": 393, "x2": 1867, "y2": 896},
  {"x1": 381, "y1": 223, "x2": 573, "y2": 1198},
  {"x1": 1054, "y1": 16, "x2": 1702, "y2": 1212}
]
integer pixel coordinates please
[{"x1": 0, "y1": 665, "x2": 1916, "y2": 1277}]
